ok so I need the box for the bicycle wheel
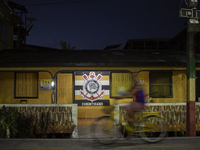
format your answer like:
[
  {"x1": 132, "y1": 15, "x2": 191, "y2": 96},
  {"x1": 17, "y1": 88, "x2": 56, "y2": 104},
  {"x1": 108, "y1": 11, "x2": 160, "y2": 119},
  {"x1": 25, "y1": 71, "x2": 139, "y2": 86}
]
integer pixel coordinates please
[
  {"x1": 92, "y1": 116, "x2": 122, "y2": 145},
  {"x1": 139, "y1": 115, "x2": 166, "y2": 143}
]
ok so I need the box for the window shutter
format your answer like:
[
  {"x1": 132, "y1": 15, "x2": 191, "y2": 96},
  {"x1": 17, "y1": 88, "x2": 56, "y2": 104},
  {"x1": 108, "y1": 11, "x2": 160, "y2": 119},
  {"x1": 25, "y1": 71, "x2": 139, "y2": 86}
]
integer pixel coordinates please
[
  {"x1": 16, "y1": 72, "x2": 37, "y2": 97},
  {"x1": 150, "y1": 72, "x2": 172, "y2": 97},
  {"x1": 26, "y1": 73, "x2": 37, "y2": 97},
  {"x1": 111, "y1": 73, "x2": 132, "y2": 97}
]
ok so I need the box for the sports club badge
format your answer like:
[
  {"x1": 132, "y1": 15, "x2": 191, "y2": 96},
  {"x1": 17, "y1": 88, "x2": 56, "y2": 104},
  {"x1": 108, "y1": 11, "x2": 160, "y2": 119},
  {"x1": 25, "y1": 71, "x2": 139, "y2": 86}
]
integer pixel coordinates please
[{"x1": 80, "y1": 72, "x2": 105, "y2": 101}]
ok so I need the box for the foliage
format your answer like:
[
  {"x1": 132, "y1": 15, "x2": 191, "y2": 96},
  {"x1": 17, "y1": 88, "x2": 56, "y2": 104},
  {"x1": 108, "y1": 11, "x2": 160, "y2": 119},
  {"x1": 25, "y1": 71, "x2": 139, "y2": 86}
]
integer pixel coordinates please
[
  {"x1": 0, "y1": 123, "x2": 6, "y2": 138},
  {"x1": 178, "y1": 127, "x2": 185, "y2": 136},
  {"x1": 16, "y1": 114, "x2": 37, "y2": 138},
  {"x1": 38, "y1": 112, "x2": 51, "y2": 138},
  {"x1": 0, "y1": 105, "x2": 19, "y2": 138},
  {"x1": 0, "y1": 106, "x2": 52, "y2": 138},
  {"x1": 60, "y1": 41, "x2": 76, "y2": 50}
]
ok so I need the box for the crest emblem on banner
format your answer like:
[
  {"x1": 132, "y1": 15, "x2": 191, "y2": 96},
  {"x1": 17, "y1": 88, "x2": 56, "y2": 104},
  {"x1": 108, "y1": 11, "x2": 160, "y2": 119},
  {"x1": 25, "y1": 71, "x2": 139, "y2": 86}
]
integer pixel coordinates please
[{"x1": 80, "y1": 72, "x2": 105, "y2": 101}]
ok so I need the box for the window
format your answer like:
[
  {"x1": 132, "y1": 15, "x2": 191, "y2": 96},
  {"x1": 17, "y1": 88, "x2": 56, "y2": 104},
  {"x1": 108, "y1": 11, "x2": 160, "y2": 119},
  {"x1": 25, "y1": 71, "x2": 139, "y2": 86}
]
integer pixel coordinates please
[
  {"x1": 150, "y1": 72, "x2": 172, "y2": 98},
  {"x1": 111, "y1": 72, "x2": 132, "y2": 97},
  {"x1": 15, "y1": 72, "x2": 38, "y2": 98}
]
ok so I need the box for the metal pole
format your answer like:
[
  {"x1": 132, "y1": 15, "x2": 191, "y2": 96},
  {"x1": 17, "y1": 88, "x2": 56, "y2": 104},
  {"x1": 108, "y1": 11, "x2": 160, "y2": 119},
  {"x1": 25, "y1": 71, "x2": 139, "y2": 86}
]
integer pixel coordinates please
[
  {"x1": 180, "y1": 0, "x2": 199, "y2": 136},
  {"x1": 186, "y1": 22, "x2": 196, "y2": 136}
]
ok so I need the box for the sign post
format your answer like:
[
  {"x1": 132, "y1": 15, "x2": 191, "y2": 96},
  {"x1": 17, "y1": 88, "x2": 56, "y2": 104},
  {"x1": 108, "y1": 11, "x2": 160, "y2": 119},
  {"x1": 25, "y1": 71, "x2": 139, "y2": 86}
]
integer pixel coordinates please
[{"x1": 180, "y1": 0, "x2": 200, "y2": 136}]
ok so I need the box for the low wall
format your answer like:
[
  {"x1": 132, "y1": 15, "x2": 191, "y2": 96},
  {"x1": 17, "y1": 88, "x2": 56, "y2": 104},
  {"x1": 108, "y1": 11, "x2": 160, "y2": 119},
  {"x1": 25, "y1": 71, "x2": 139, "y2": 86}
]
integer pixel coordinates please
[
  {"x1": 0, "y1": 104, "x2": 78, "y2": 133},
  {"x1": 116, "y1": 103, "x2": 200, "y2": 132}
]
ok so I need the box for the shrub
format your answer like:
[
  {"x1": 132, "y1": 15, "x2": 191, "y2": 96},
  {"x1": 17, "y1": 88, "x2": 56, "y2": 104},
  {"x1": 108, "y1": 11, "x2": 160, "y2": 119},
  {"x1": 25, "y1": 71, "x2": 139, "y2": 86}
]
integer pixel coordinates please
[
  {"x1": 15, "y1": 114, "x2": 37, "y2": 138},
  {"x1": 0, "y1": 105, "x2": 19, "y2": 138}
]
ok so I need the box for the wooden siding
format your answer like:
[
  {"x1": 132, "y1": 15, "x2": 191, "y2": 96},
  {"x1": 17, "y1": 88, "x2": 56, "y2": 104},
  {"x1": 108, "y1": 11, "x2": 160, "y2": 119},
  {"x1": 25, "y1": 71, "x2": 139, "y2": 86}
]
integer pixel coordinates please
[{"x1": 0, "y1": 72, "x2": 52, "y2": 104}]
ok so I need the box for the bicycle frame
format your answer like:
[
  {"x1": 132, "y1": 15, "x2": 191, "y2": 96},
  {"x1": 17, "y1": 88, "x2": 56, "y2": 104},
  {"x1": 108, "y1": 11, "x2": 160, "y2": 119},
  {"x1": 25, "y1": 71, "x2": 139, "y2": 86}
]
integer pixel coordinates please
[
  {"x1": 111, "y1": 104, "x2": 161, "y2": 133},
  {"x1": 93, "y1": 101, "x2": 167, "y2": 144},
  {"x1": 144, "y1": 92, "x2": 158, "y2": 103}
]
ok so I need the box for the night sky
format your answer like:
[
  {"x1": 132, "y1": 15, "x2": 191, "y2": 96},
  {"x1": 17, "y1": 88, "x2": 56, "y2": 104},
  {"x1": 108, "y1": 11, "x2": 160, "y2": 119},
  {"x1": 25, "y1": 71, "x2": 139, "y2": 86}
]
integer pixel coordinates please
[{"x1": 11, "y1": 0, "x2": 194, "y2": 49}]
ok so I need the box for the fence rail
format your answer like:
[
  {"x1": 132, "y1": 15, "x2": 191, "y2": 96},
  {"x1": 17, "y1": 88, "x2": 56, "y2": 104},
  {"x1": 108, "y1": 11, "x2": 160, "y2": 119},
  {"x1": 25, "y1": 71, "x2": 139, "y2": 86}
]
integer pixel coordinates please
[{"x1": 115, "y1": 103, "x2": 200, "y2": 132}]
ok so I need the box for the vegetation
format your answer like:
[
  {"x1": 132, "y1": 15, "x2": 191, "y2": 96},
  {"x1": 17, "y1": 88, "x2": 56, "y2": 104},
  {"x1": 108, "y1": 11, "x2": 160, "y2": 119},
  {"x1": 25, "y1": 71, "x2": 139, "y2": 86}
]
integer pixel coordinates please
[
  {"x1": 16, "y1": 114, "x2": 36, "y2": 138},
  {"x1": 0, "y1": 105, "x2": 51, "y2": 138},
  {"x1": 0, "y1": 105, "x2": 19, "y2": 138},
  {"x1": 38, "y1": 112, "x2": 51, "y2": 138},
  {"x1": 60, "y1": 41, "x2": 76, "y2": 50}
]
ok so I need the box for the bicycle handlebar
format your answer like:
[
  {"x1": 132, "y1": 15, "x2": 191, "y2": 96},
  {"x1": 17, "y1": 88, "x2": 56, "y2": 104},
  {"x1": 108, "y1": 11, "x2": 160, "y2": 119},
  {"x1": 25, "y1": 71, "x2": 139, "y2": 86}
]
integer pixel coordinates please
[{"x1": 145, "y1": 92, "x2": 158, "y2": 97}]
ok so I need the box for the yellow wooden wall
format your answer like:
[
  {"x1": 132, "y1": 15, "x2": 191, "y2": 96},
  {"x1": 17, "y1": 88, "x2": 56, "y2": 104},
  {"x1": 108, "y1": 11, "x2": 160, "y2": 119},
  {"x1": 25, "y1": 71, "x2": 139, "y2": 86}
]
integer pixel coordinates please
[
  {"x1": 152, "y1": 71, "x2": 187, "y2": 103},
  {"x1": 0, "y1": 72, "x2": 52, "y2": 104},
  {"x1": 131, "y1": 71, "x2": 187, "y2": 103},
  {"x1": 0, "y1": 69, "x2": 189, "y2": 118},
  {"x1": 0, "y1": 72, "x2": 14, "y2": 103},
  {"x1": 77, "y1": 72, "x2": 187, "y2": 125},
  {"x1": 77, "y1": 71, "x2": 187, "y2": 118},
  {"x1": 77, "y1": 71, "x2": 150, "y2": 119}
]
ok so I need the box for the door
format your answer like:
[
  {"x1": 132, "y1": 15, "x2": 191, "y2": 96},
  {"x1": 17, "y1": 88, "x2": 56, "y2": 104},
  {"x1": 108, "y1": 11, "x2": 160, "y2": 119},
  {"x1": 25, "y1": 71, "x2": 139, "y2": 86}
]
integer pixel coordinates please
[{"x1": 57, "y1": 73, "x2": 73, "y2": 104}]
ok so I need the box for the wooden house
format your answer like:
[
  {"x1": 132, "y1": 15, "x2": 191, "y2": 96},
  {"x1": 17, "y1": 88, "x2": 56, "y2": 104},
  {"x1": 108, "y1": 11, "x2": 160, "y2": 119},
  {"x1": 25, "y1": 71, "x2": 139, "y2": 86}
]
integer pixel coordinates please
[
  {"x1": 1, "y1": 0, "x2": 200, "y2": 134},
  {"x1": 0, "y1": 42, "x2": 200, "y2": 133}
]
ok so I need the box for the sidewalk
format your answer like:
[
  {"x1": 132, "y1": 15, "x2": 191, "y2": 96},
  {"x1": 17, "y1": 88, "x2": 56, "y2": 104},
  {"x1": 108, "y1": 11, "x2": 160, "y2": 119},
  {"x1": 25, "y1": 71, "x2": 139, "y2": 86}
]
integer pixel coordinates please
[
  {"x1": 71, "y1": 125, "x2": 95, "y2": 138},
  {"x1": 71, "y1": 118, "x2": 97, "y2": 138},
  {"x1": 71, "y1": 125, "x2": 124, "y2": 139}
]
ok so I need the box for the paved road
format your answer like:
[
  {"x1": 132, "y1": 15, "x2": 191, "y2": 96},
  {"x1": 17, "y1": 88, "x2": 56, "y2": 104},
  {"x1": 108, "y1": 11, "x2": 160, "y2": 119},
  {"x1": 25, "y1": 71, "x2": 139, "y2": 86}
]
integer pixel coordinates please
[{"x1": 0, "y1": 137, "x2": 200, "y2": 150}]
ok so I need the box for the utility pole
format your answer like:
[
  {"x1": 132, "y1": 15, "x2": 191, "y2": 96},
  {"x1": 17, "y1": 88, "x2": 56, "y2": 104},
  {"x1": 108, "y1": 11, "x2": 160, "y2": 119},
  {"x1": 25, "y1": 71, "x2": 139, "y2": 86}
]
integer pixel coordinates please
[{"x1": 180, "y1": 0, "x2": 200, "y2": 136}]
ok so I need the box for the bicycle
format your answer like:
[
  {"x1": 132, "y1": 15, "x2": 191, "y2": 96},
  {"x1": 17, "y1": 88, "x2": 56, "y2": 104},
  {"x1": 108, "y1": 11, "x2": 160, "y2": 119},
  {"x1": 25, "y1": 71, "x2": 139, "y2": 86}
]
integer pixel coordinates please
[
  {"x1": 92, "y1": 99, "x2": 166, "y2": 145},
  {"x1": 145, "y1": 92, "x2": 158, "y2": 103}
]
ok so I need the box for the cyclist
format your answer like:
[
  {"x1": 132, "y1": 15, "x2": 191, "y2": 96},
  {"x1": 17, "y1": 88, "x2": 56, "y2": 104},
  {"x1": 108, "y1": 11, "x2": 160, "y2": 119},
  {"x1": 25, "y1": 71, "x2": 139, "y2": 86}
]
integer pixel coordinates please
[{"x1": 117, "y1": 73, "x2": 145, "y2": 120}]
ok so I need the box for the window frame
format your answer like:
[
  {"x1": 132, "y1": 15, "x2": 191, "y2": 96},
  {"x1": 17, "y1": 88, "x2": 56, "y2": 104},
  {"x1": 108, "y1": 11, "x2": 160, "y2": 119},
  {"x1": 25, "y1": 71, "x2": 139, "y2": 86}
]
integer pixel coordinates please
[
  {"x1": 149, "y1": 71, "x2": 173, "y2": 98},
  {"x1": 14, "y1": 72, "x2": 38, "y2": 98}
]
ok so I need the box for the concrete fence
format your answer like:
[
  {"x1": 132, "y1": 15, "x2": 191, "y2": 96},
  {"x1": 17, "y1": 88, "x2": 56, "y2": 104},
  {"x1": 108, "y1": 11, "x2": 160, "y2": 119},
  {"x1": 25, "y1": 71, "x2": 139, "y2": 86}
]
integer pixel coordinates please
[
  {"x1": 115, "y1": 103, "x2": 200, "y2": 132},
  {"x1": 0, "y1": 104, "x2": 78, "y2": 133}
]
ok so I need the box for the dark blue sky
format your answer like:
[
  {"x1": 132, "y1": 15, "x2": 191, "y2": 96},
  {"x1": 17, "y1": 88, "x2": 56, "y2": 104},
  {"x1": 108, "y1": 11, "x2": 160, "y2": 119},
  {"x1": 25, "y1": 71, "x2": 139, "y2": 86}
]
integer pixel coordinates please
[{"x1": 12, "y1": 0, "x2": 190, "y2": 49}]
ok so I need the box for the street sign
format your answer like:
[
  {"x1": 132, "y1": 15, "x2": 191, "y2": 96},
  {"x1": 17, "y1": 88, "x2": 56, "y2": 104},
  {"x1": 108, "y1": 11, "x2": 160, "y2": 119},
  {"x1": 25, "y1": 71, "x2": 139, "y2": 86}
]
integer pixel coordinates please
[{"x1": 180, "y1": 8, "x2": 200, "y2": 19}]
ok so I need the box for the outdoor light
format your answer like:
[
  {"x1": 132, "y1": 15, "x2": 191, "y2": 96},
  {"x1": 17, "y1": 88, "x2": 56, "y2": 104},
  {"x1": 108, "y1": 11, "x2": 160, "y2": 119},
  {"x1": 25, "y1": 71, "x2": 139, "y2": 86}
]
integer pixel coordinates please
[{"x1": 51, "y1": 80, "x2": 55, "y2": 87}]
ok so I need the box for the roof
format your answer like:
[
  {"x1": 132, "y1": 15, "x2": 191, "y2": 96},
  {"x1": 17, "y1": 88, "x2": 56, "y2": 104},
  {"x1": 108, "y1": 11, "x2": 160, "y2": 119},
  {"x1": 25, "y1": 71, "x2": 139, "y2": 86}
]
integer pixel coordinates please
[
  {"x1": 104, "y1": 44, "x2": 122, "y2": 50},
  {"x1": 126, "y1": 38, "x2": 171, "y2": 42},
  {"x1": 123, "y1": 38, "x2": 171, "y2": 50},
  {"x1": 169, "y1": 28, "x2": 187, "y2": 52},
  {"x1": 0, "y1": 47, "x2": 199, "y2": 67}
]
